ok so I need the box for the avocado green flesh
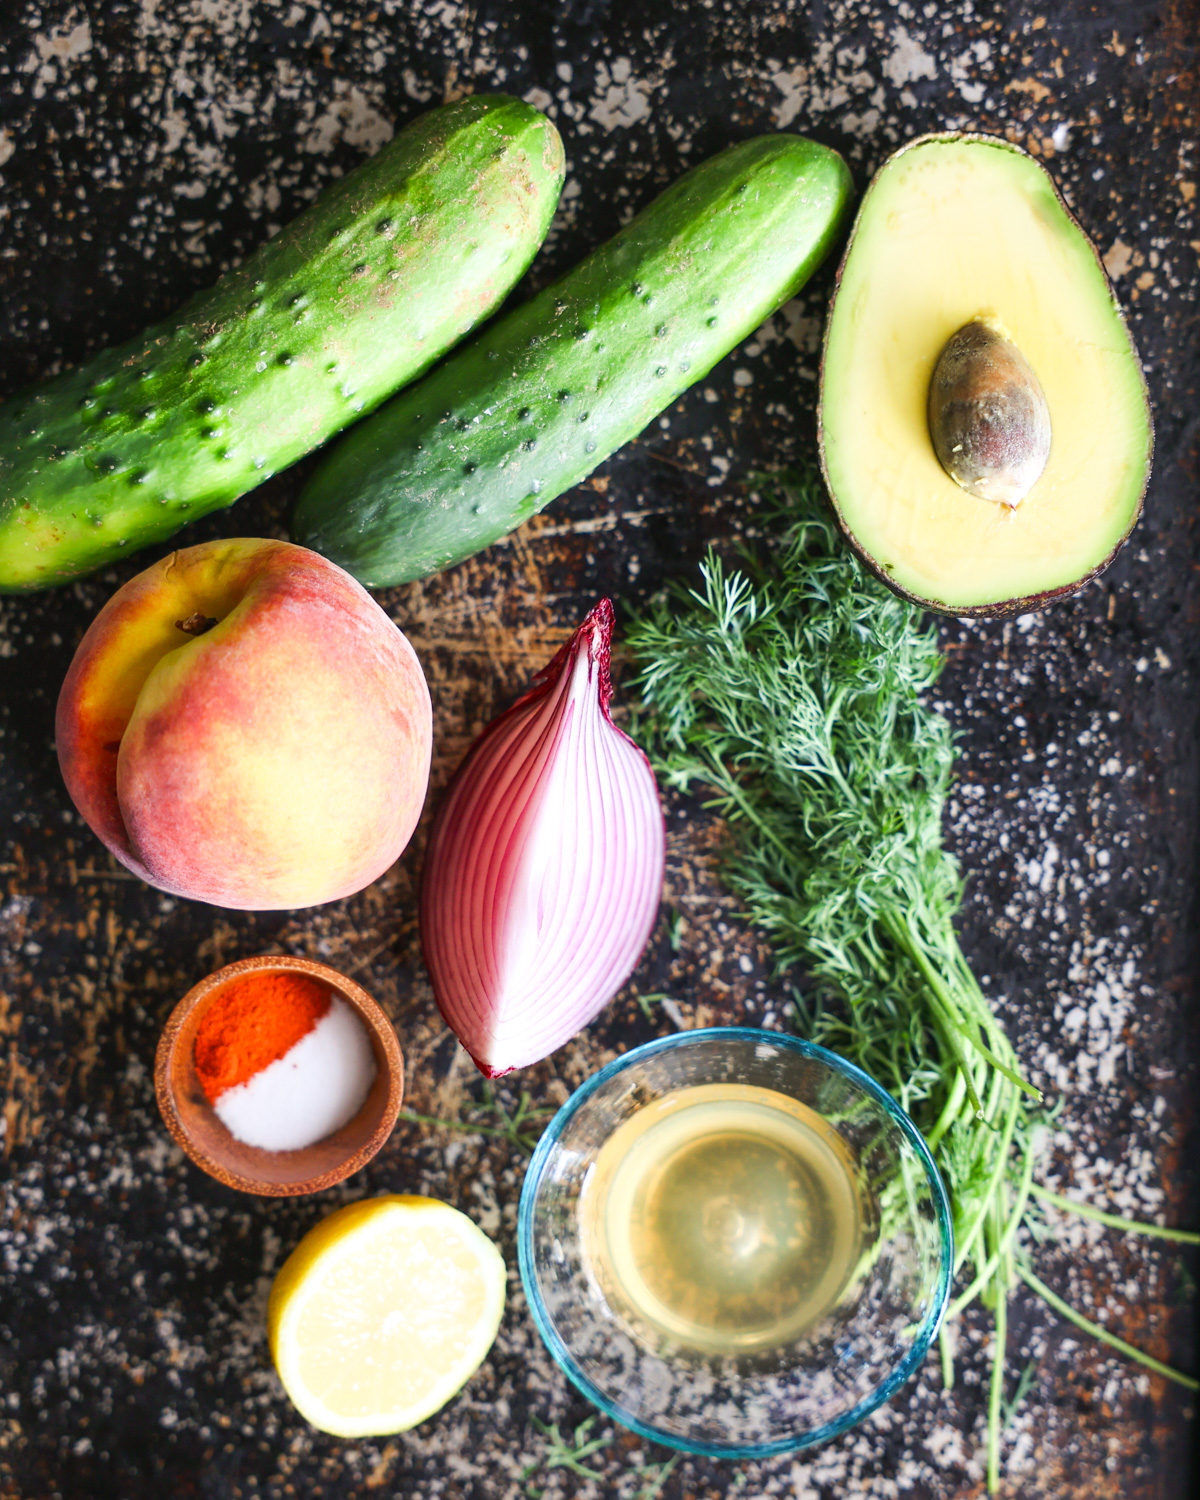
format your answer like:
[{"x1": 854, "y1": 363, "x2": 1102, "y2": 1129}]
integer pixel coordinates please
[
  {"x1": 0, "y1": 95, "x2": 564, "y2": 593},
  {"x1": 820, "y1": 135, "x2": 1151, "y2": 615},
  {"x1": 293, "y1": 135, "x2": 853, "y2": 587}
]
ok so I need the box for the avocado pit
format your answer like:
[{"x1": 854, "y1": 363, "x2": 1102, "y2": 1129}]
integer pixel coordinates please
[{"x1": 927, "y1": 321, "x2": 1051, "y2": 508}]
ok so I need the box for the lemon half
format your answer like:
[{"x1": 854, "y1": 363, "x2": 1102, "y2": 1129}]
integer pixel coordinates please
[{"x1": 268, "y1": 1194, "x2": 506, "y2": 1437}]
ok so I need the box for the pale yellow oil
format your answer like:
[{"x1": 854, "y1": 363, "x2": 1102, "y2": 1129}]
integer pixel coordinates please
[{"x1": 579, "y1": 1082, "x2": 864, "y2": 1357}]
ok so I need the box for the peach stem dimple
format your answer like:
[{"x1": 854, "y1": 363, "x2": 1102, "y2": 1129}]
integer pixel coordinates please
[{"x1": 174, "y1": 612, "x2": 218, "y2": 636}]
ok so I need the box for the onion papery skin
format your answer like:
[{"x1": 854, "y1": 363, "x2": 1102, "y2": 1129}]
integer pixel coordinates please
[{"x1": 421, "y1": 598, "x2": 665, "y2": 1076}]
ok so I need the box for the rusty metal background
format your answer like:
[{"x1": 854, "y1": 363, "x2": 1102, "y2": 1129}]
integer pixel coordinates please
[{"x1": 0, "y1": 2, "x2": 1197, "y2": 1497}]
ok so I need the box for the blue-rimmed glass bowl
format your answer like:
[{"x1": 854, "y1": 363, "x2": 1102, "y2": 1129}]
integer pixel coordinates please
[{"x1": 518, "y1": 1027, "x2": 952, "y2": 1458}]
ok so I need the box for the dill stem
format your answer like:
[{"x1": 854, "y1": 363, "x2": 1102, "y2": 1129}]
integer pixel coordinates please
[
  {"x1": 853, "y1": 933, "x2": 890, "y2": 980},
  {"x1": 917, "y1": 986, "x2": 986, "y2": 1119},
  {"x1": 919, "y1": 918, "x2": 1032, "y2": 1094},
  {"x1": 953, "y1": 1088, "x2": 1022, "y2": 1279},
  {"x1": 939, "y1": 1322, "x2": 956, "y2": 1391},
  {"x1": 1029, "y1": 1185, "x2": 1200, "y2": 1244},
  {"x1": 880, "y1": 911, "x2": 985, "y2": 1117},
  {"x1": 958, "y1": 1033, "x2": 1042, "y2": 1103},
  {"x1": 926, "y1": 1068, "x2": 968, "y2": 1149},
  {"x1": 399, "y1": 1107, "x2": 503, "y2": 1137},
  {"x1": 1016, "y1": 1264, "x2": 1199, "y2": 1391},
  {"x1": 887, "y1": 912, "x2": 1039, "y2": 1103},
  {"x1": 948, "y1": 1135, "x2": 1038, "y2": 1320},
  {"x1": 703, "y1": 750, "x2": 795, "y2": 864},
  {"x1": 926, "y1": 998, "x2": 987, "y2": 1119},
  {"x1": 817, "y1": 685, "x2": 857, "y2": 806},
  {"x1": 986, "y1": 1188, "x2": 1010, "y2": 1494},
  {"x1": 634, "y1": 1454, "x2": 680, "y2": 1500},
  {"x1": 398, "y1": 1103, "x2": 547, "y2": 1154},
  {"x1": 973, "y1": 1054, "x2": 1009, "y2": 1131}
]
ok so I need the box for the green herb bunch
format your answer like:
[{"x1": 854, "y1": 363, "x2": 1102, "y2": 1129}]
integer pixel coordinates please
[{"x1": 627, "y1": 470, "x2": 1196, "y2": 1489}]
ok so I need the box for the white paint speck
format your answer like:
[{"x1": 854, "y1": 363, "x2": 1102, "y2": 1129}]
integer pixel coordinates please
[
  {"x1": 589, "y1": 58, "x2": 653, "y2": 130},
  {"x1": 302, "y1": 83, "x2": 393, "y2": 155},
  {"x1": 883, "y1": 27, "x2": 938, "y2": 87},
  {"x1": 1104, "y1": 239, "x2": 1134, "y2": 279},
  {"x1": 768, "y1": 64, "x2": 809, "y2": 128}
]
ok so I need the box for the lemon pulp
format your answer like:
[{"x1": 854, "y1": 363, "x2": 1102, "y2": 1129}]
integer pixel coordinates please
[{"x1": 268, "y1": 1195, "x2": 506, "y2": 1437}]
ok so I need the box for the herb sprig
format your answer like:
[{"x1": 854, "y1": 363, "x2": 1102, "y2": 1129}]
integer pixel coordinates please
[
  {"x1": 399, "y1": 1082, "x2": 555, "y2": 1156},
  {"x1": 628, "y1": 470, "x2": 1196, "y2": 1488}
]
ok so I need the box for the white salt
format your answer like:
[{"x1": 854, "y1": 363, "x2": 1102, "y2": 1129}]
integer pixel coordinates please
[{"x1": 214, "y1": 995, "x2": 377, "y2": 1151}]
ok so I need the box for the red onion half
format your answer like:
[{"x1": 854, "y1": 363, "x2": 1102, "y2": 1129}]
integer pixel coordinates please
[{"x1": 421, "y1": 598, "x2": 665, "y2": 1077}]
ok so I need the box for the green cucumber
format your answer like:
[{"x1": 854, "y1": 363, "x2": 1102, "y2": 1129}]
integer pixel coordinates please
[
  {"x1": 0, "y1": 95, "x2": 564, "y2": 592},
  {"x1": 292, "y1": 134, "x2": 852, "y2": 587}
]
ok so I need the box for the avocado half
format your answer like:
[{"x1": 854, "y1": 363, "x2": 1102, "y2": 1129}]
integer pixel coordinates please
[{"x1": 818, "y1": 134, "x2": 1153, "y2": 617}]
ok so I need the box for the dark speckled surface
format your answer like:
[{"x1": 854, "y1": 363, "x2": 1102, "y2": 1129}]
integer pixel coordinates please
[{"x1": 0, "y1": 2, "x2": 1197, "y2": 1497}]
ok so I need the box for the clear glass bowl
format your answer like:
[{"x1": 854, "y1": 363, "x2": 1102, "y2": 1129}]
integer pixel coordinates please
[{"x1": 518, "y1": 1027, "x2": 952, "y2": 1458}]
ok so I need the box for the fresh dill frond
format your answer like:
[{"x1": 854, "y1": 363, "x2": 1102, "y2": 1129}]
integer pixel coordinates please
[
  {"x1": 399, "y1": 1081, "x2": 554, "y2": 1156},
  {"x1": 522, "y1": 1415, "x2": 612, "y2": 1490},
  {"x1": 627, "y1": 468, "x2": 1193, "y2": 1488},
  {"x1": 630, "y1": 471, "x2": 1036, "y2": 1184}
]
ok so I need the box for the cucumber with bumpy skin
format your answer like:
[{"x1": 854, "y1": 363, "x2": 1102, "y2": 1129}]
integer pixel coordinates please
[
  {"x1": 0, "y1": 95, "x2": 564, "y2": 592},
  {"x1": 292, "y1": 134, "x2": 852, "y2": 586}
]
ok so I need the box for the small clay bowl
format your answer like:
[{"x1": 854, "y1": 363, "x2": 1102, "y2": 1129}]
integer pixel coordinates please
[{"x1": 155, "y1": 955, "x2": 404, "y2": 1197}]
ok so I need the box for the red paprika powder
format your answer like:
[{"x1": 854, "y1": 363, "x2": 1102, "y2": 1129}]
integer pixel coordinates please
[{"x1": 194, "y1": 971, "x2": 332, "y2": 1105}]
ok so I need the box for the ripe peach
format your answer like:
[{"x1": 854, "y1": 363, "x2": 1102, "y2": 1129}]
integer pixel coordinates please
[{"x1": 56, "y1": 538, "x2": 432, "y2": 910}]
